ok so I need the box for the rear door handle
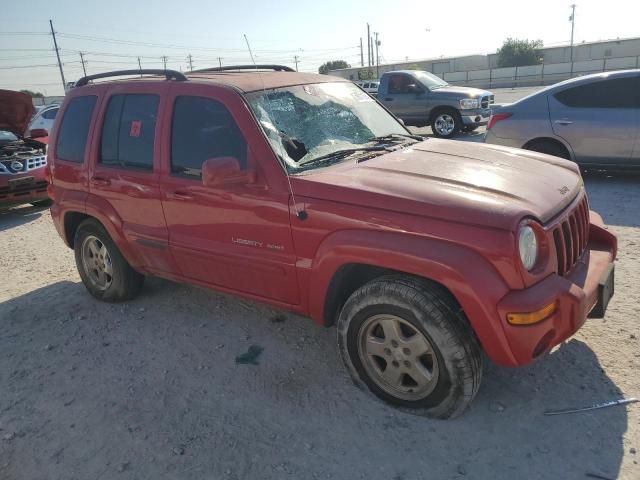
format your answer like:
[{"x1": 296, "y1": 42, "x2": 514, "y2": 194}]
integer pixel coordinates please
[
  {"x1": 554, "y1": 119, "x2": 573, "y2": 125},
  {"x1": 170, "y1": 190, "x2": 193, "y2": 200},
  {"x1": 90, "y1": 176, "x2": 111, "y2": 186}
]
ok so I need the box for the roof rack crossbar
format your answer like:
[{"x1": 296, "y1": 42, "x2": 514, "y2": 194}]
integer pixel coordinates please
[
  {"x1": 191, "y1": 64, "x2": 295, "y2": 73},
  {"x1": 75, "y1": 69, "x2": 187, "y2": 87}
]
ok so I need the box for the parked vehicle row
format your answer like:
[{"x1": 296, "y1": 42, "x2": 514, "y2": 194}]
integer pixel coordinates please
[
  {"x1": 484, "y1": 69, "x2": 640, "y2": 168},
  {"x1": 45, "y1": 66, "x2": 616, "y2": 418}
]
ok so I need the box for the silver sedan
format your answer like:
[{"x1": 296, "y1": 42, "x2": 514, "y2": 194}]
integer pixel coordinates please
[{"x1": 484, "y1": 70, "x2": 640, "y2": 168}]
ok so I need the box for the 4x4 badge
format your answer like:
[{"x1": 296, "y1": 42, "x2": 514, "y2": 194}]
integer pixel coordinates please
[{"x1": 558, "y1": 186, "x2": 570, "y2": 195}]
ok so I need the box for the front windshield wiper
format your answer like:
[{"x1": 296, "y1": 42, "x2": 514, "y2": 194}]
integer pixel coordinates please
[
  {"x1": 368, "y1": 133, "x2": 424, "y2": 143},
  {"x1": 299, "y1": 146, "x2": 389, "y2": 167}
]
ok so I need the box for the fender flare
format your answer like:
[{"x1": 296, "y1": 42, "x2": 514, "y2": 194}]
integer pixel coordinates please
[
  {"x1": 80, "y1": 193, "x2": 145, "y2": 269},
  {"x1": 308, "y1": 229, "x2": 518, "y2": 366}
]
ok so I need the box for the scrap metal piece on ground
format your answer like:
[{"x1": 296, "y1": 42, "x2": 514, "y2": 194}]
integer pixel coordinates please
[{"x1": 544, "y1": 397, "x2": 638, "y2": 416}]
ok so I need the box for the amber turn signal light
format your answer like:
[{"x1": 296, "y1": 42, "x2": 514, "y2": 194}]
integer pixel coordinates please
[{"x1": 507, "y1": 301, "x2": 557, "y2": 325}]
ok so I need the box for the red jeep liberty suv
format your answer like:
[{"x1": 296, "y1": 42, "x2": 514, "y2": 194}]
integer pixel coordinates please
[{"x1": 49, "y1": 67, "x2": 617, "y2": 418}]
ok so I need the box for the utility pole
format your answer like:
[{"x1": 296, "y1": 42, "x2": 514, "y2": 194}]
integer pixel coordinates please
[
  {"x1": 161, "y1": 55, "x2": 168, "y2": 70},
  {"x1": 137, "y1": 57, "x2": 142, "y2": 77},
  {"x1": 374, "y1": 32, "x2": 380, "y2": 78},
  {"x1": 49, "y1": 20, "x2": 66, "y2": 91},
  {"x1": 79, "y1": 51, "x2": 87, "y2": 77},
  {"x1": 569, "y1": 4, "x2": 576, "y2": 63},
  {"x1": 367, "y1": 23, "x2": 371, "y2": 67},
  {"x1": 370, "y1": 36, "x2": 374, "y2": 73},
  {"x1": 217, "y1": 57, "x2": 223, "y2": 68},
  {"x1": 360, "y1": 38, "x2": 364, "y2": 66},
  {"x1": 293, "y1": 55, "x2": 299, "y2": 71},
  {"x1": 187, "y1": 54, "x2": 194, "y2": 71}
]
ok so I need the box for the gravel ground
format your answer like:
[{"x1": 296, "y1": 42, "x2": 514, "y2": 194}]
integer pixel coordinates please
[{"x1": 1, "y1": 168, "x2": 639, "y2": 479}]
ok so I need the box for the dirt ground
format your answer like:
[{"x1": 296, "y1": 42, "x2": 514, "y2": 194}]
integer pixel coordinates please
[{"x1": 0, "y1": 169, "x2": 639, "y2": 480}]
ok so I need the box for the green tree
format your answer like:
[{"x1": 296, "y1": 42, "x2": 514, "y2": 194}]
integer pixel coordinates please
[
  {"x1": 19, "y1": 89, "x2": 44, "y2": 98},
  {"x1": 319, "y1": 60, "x2": 350, "y2": 75},
  {"x1": 496, "y1": 38, "x2": 543, "y2": 68}
]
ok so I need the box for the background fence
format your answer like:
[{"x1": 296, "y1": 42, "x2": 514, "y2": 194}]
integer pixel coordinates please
[{"x1": 440, "y1": 56, "x2": 640, "y2": 89}]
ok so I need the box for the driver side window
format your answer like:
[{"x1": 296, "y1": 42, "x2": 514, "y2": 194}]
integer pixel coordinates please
[
  {"x1": 388, "y1": 74, "x2": 413, "y2": 94},
  {"x1": 171, "y1": 96, "x2": 247, "y2": 178}
]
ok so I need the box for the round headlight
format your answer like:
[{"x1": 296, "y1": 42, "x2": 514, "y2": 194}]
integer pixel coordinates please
[{"x1": 518, "y1": 225, "x2": 538, "y2": 271}]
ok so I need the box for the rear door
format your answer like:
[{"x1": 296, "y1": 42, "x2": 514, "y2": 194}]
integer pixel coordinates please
[
  {"x1": 548, "y1": 75, "x2": 639, "y2": 165},
  {"x1": 88, "y1": 83, "x2": 176, "y2": 274},
  {"x1": 159, "y1": 84, "x2": 299, "y2": 305}
]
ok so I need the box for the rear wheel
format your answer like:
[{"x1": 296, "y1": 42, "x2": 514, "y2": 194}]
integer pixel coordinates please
[
  {"x1": 430, "y1": 109, "x2": 462, "y2": 139},
  {"x1": 337, "y1": 275, "x2": 483, "y2": 419},
  {"x1": 74, "y1": 219, "x2": 144, "y2": 302},
  {"x1": 524, "y1": 139, "x2": 571, "y2": 160}
]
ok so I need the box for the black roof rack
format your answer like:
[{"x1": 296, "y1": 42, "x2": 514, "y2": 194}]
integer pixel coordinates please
[
  {"x1": 75, "y1": 69, "x2": 187, "y2": 87},
  {"x1": 191, "y1": 64, "x2": 295, "y2": 73}
]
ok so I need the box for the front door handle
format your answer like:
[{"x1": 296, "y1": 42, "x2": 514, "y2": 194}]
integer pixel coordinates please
[
  {"x1": 554, "y1": 119, "x2": 573, "y2": 126},
  {"x1": 170, "y1": 190, "x2": 193, "y2": 200},
  {"x1": 90, "y1": 176, "x2": 111, "y2": 186}
]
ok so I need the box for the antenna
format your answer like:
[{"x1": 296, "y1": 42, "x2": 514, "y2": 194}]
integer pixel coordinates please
[{"x1": 243, "y1": 34, "x2": 307, "y2": 221}]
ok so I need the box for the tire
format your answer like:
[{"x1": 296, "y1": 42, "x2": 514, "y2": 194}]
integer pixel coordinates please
[
  {"x1": 31, "y1": 199, "x2": 53, "y2": 207},
  {"x1": 524, "y1": 140, "x2": 570, "y2": 160},
  {"x1": 337, "y1": 275, "x2": 482, "y2": 419},
  {"x1": 430, "y1": 109, "x2": 462, "y2": 139},
  {"x1": 73, "y1": 218, "x2": 144, "y2": 302}
]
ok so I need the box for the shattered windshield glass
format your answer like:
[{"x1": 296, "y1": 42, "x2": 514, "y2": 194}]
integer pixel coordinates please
[{"x1": 246, "y1": 82, "x2": 409, "y2": 173}]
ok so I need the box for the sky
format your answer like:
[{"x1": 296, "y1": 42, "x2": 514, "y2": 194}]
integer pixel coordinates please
[{"x1": 1, "y1": 0, "x2": 639, "y2": 96}]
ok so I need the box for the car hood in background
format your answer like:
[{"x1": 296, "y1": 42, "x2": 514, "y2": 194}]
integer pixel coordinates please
[
  {"x1": 0, "y1": 89, "x2": 33, "y2": 137},
  {"x1": 431, "y1": 85, "x2": 493, "y2": 98},
  {"x1": 292, "y1": 139, "x2": 582, "y2": 231}
]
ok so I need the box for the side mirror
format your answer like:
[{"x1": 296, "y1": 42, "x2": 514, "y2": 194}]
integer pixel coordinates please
[
  {"x1": 202, "y1": 157, "x2": 256, "y2": 187},
  {"x1": 29, "y1": 128, "x2": 49, "y2": 138},
  {"x1": 406, "y1": 84, "x2": 422, "y2": 94}
]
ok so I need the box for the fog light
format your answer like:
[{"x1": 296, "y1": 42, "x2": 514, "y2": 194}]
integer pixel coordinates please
[{"x1": 507, "y1": 301, "x2": 557, "y2": 325}]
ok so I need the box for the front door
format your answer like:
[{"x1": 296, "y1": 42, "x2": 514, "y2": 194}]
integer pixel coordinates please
[
  {"x1": 159, "y1": 85, "x2": 299, "y2": 305},
  {"x1": 381, "y1": 73, "x2": 427, "y2": 123},
  {"x1": 549, "y1": 75, "x2": 639, "y2": 166},
  {"x1": 89, "y1": 83, "x2": 176, "y2": 274}
]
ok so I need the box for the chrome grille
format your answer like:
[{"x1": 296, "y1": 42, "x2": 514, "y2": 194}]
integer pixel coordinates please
[
  {"x1": 480, "y1": 95, "x2": 495, "y2": 109},
  {"x1": 552, "y1": 196, "x2": 590, "y2": 276},
  {"x1": 0, "y1": 155, "x2": 47, "y2": 175}
]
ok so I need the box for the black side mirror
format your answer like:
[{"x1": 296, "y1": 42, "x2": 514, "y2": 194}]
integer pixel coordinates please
[{"x1": 406, "y1": 84, "x2": 422, "y2": 94}]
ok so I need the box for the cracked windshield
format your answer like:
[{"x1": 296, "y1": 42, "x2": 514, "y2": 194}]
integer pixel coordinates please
[{"x1": 247, "y1": 82, "x2": 409, "y2": 172}]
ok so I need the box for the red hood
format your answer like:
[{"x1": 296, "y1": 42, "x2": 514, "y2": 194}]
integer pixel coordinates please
[
  {"x1": 291, "y1": 139, "x2": 583, "y2": 231},
  {"x1": 0, "y1": 89, "x2": 34, "y2": 136}
]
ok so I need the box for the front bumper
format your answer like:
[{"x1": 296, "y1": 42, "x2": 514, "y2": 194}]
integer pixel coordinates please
[
  {"x1": 495, "y1": 216, "x2": 617, "y2": 366},
  {"x1": 0, "y1": 170, "x2": 49, "y2": 208},
  {"x1": 461, "y1": 108, "x2": 492, "y2": 126}
]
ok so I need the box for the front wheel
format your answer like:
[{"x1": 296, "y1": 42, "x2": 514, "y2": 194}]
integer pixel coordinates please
[
  {"x1": 337, "y1": 275, "x2": 483, "y2": 419},
  {"x1": 74, "y1": 219, "x2": 144, "y2": 302},
  {"x1": 430, "y1": 109, "x2": 462, "y2": 139}
]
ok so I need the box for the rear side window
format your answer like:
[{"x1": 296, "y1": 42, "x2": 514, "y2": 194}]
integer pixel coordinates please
[
  {"x1": 100, "y1": 94, "x2": 159, "y2": 170},
  {"x1": 171, "y1": 96, "x2": 247, "y2": 178},
  {"x1": 554, "y1": 77, "x2": 639, "y2": 108},
  {"x1": 55, "y1": 96, "x2": 97, "y2": 162}
]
